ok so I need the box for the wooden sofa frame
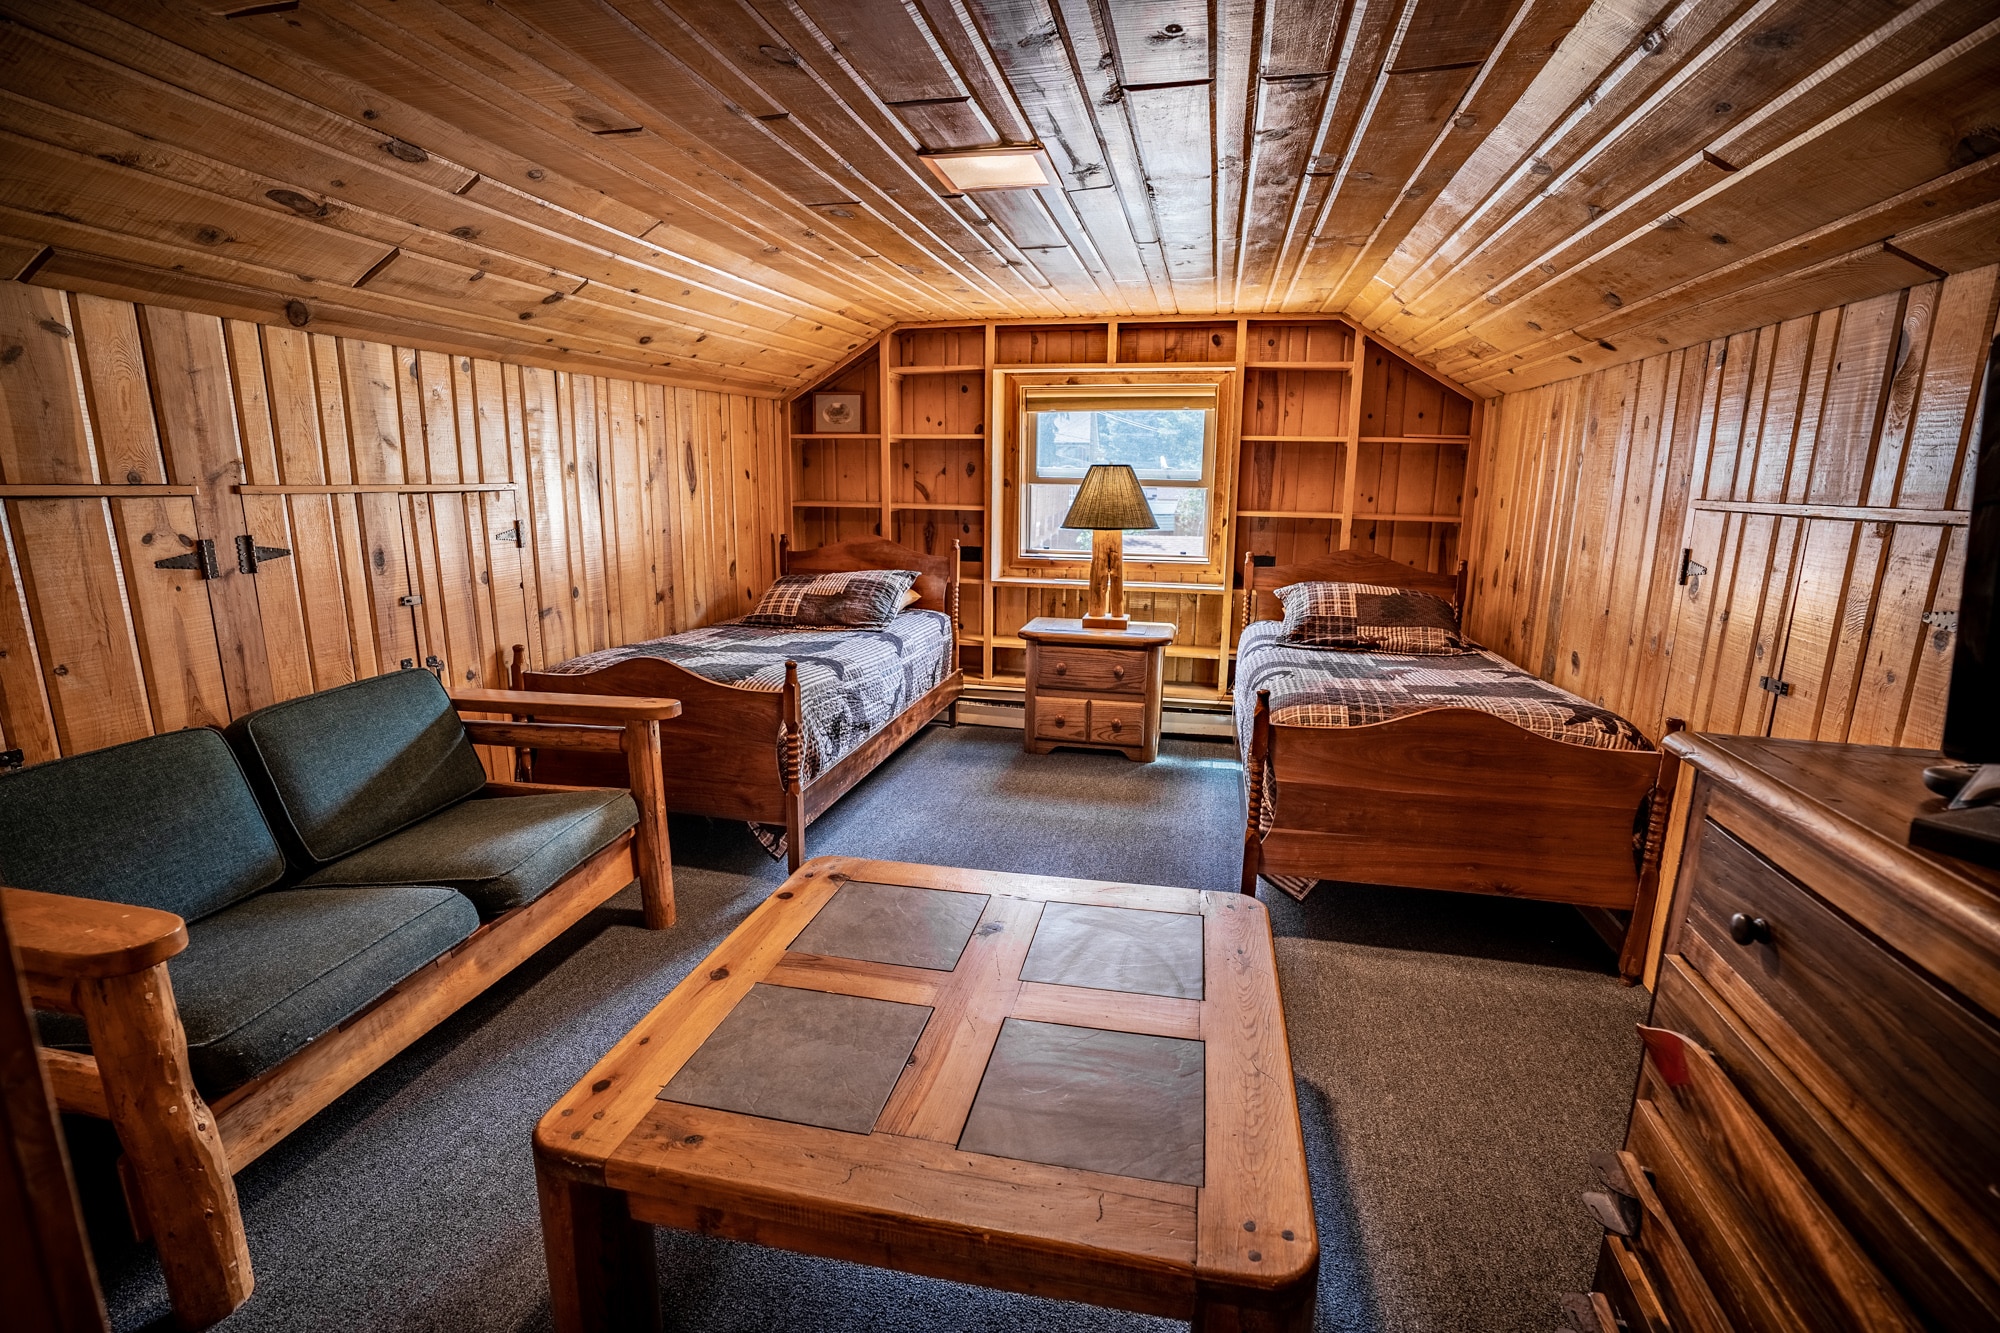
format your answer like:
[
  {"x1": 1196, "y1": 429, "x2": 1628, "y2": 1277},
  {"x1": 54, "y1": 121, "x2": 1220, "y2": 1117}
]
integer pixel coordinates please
[
  {"x1": 1236, "y1": 552, "x2": 1682, "y2": 981},
  {"x1": 3, "y1": 689, "x2": 681, "y2": 1331},
  {"x1": 516, "y1": 537, "x2": 965, "y2": 871}
]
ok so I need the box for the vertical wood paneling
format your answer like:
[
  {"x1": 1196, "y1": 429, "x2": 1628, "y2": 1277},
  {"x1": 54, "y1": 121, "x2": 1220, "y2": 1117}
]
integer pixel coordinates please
[
  {"x1": 1466, "y1": 264, "x2": 1999, "y2": 749},
  {"x1": 0, "y1": 284, "x2": 786, "y2": 765}
]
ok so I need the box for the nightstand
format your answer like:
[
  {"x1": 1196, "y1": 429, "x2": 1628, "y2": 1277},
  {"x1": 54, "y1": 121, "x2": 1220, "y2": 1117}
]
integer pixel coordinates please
[{"x1": 1020, "y1": 617, "x2": 1174, "y2": 762}]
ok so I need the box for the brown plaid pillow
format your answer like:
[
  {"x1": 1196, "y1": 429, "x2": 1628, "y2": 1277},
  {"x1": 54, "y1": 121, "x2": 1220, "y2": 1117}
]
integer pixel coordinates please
[
  {"x1": 1274, "y1": 581, "x2": 1465, "y2": 654},
  {"x1": 745, "y1": 569, "x2": 921, "y2": 629}
]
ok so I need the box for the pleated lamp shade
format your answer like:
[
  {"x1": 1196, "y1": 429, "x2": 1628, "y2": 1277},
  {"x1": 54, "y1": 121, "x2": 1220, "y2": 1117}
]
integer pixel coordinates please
[{"x1": 1061, "y1": 463, "x2": 1157, "y2": 531}]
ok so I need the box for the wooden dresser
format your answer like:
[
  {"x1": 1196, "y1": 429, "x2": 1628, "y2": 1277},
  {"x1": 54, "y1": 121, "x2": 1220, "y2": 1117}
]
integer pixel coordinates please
[{"x1": 1590, "y1": 735, "x2": 2000, "y2": 1332}]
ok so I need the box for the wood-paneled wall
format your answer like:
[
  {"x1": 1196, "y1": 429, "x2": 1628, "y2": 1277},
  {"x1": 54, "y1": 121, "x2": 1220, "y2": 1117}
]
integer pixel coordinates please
[
  {"x1": 1465, "y1": 265, "x2": 1997, "y2": 749},
  {"x1": 0, "y1": 283, "x2": 783, "y2": 766}
]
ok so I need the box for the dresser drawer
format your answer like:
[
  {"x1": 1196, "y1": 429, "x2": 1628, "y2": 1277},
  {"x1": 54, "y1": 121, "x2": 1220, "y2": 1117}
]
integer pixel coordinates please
[
  {"x1": 1034, "y1": 648, "x2": 1146, "y2": 695},
  {"x1": 1678, "y1": 818, "x2": 2000, "y2": 1276},
  {"x1": 1086, "y1": 699, "x2": 1145, "y2": 745},
  {"x1": 1033, "y1": 701, "x2": 1084, "y2": 742},
  {"x1": 1628, "y1": 1028, "x2": 1917, "y2": 1332}
]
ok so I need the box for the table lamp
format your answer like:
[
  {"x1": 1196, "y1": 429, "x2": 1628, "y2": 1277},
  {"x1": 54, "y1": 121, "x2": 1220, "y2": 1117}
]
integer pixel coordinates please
[{"x1": 1062, "y1": 463, "x2": 1158, "y2": 630}]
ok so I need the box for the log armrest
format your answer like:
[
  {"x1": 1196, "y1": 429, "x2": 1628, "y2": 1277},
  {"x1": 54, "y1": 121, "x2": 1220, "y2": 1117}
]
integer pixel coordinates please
[
  {"x1": 449, "y1": 688, "x2": 681, "y2": 723},
  {"x1": 0, "y1": 886, "x2": 187, "y2": 980}
]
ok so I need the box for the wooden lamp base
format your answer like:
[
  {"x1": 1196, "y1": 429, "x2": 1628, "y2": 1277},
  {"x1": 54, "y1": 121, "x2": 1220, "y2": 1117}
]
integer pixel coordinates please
[{"x1": 1081, "y1": 528, "x2": 1129, "y2": 630}]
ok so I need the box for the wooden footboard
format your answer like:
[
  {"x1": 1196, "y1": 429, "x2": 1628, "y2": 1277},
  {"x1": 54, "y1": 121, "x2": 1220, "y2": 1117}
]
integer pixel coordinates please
[{"x1": 1242, "y1": 699, "x2": 1669, "y2": 915}]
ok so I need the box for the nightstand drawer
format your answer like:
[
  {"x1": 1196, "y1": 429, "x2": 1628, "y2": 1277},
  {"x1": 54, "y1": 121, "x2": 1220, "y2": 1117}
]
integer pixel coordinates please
[
  {"x1": 1035, "y1": 649, "x2": 1146, "y2": 695},
  {"x1": 1087, "y1": 699, "x2": 1145, "y2": 744},
  {"x1": 1034, "y1": 701, "x2": 1085, "y2": 742}
]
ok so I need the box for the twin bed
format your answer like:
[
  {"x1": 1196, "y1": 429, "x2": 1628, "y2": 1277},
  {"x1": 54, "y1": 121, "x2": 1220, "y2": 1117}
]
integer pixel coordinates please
[
  {"x1": 514, "y1": 537, "x2": 962, "y2": 870},
  {"x1": 1234, "y1": 551, "x2": 1679, "y2": 981},
  {"x1": 500, "y1": 538, "x2": 1673, "y2": 982}
]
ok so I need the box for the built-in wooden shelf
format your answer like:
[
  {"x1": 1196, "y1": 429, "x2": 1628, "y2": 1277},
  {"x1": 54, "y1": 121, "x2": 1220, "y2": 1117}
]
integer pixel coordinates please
[
  {"x1": 889, "y1": 365, "x2": 986, "y2": 375},
  {"x1": 891, "y1": 503, "x2": 982, "y2": 511},
  {"x1": 1237, "y1": 510, "x2": 1346, "y2": 520},
  {"x1": 1239, "y1": 434, "x2": 1348, "y2": 443},
  {"x1": 891, "y1": 433, "x2": 984, "y2": 440},
  {"x1": 792, "y1": 500, "x2": 880, "y2": 509},
  {"x1": 792, "y1": 433, "x2": 881, "y2": 440},
  {"x1": 1245, "y1": 361, "x2": 1353, "y2": 370},
  {"x1": 1358, "y1": 434, "x2": 1471, "y2": 444},
  {"x1": 1351, "y1": 513, "x2": 1464, "y2": 524}
]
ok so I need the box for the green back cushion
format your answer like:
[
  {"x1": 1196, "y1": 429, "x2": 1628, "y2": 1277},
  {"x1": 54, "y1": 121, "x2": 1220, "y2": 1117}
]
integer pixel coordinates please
[
  {"x1": 0, "y1": 728, "x2": 284, "y2": 922},
  {"x1": 227, "y1": 670, "x2": 487, "y2": 865}
]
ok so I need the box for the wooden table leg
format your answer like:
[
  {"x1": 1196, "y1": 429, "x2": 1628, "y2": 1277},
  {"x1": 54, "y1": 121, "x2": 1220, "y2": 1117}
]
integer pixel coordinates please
[
  {"x1": 1191, "y1": 1284, "x2": 1316, "y2": 1332},
  {"x1": 536, "y1": 1163, "x2": 659, "y2": 1333}
]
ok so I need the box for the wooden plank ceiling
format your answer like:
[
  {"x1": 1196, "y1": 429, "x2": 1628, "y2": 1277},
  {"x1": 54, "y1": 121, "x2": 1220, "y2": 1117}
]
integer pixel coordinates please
[{"x1": 0, "y1": 0, "x2": 1994, "y2": 396}]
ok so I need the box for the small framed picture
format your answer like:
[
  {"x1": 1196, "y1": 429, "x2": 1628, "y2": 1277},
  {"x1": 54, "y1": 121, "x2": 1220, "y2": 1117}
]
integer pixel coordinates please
[{"x1": 811, "y1": 392, "x2": 865, "y2": 433}]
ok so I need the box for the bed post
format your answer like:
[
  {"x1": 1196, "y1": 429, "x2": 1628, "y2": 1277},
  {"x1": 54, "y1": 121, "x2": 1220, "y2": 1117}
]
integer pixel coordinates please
[
  {"x1": 947, "y1": 540, "x2": 962, "y2": 727},
  {"x1": 508, "y1": 644, "x2": 531, "y2": 781},
  {"x1": 781, "y1": 660, "x2": 806, "y2": 872},
  {"x1": 1241, "y1": 689, "x2": 1272, "y2": 896},
  {"x1": 1453, "y1": 560, "x2": 1469, "y2": 621},
  {"x1": 1622, "y1": 717, "x2": 1688, "y2": 983},
  {"x1": 1240, "y1": 553, "x2": 1256, "y2": 635},
  {"x1": 777, "y1": 533, "x2": 792, "y2": 576}
]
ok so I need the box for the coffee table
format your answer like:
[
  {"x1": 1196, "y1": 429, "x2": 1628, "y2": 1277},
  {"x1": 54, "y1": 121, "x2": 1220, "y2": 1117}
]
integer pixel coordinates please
[{"x1": 533, "y1": 857, "x2": 1317, "y2": 1331}]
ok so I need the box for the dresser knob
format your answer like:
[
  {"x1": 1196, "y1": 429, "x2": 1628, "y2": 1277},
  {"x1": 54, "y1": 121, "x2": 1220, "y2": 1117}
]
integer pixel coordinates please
[
  {"x1": 1055, "y1": 662, "x2": 1067, "y2": 676},
  {"x1": 1112, "y1": 664, "x2": 1125, "y2": 679},
  {"x1": 1728, "y1": 913, "x2": 1770, "y2": 946},
  {"x1": 1110, "y1": 720, "x2": 1123, "y2": 733},
  {"x1": 1053, "y1": 716, "x2": 1066, "y2": 729}
]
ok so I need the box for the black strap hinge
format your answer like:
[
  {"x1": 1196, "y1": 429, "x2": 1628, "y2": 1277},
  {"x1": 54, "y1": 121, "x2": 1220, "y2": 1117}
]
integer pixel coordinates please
[
  {"x1": 1758, "y1": 675, "x2": 1792, "y2": 697},
  {"x1": 235, "y1": 533, "x2": 291, "y2": 574},
  {"x1": 154, "y1": 538, "x2": 219, "y2": 579},
  {"x1": 399, "y1": 594, "x2": 423, "y2": 607},
  {"x1": 494, "y1": 519, "x2": 523, "y2": 546},
  {"x1": 1678, "y1": 548, "x2": 1708, "y2": 587}
]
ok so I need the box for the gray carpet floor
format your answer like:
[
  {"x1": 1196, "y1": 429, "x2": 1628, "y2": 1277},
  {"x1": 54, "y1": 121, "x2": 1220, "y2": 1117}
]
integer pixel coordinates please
[{"x1": 72, "y1": 724, "x2": 1646, "y2": 1332}]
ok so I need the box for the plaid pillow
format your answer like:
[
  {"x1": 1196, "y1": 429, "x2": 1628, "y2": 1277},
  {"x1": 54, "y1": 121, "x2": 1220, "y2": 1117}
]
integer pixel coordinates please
[
  {"x1": 745, "y1": 569, "x2": 921, "y2": 629},
  {"x1": 1274, "y1": 581, "x2": 1465, "y2": 654}
]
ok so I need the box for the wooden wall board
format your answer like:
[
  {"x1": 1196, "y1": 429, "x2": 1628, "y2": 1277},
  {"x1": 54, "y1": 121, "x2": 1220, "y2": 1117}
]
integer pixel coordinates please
[
  {"x1": 1464, "y1": 264, "x2": 1997, "y2": 749},
  {"x1": 0, "y1": 283, "x2": 784, "y2": 768}
]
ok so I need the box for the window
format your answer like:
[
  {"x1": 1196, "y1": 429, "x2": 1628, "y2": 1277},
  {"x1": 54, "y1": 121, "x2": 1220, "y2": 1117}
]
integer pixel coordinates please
[{"x1": 1019, "y1": 386, "x2": 1217, "y2": 562}]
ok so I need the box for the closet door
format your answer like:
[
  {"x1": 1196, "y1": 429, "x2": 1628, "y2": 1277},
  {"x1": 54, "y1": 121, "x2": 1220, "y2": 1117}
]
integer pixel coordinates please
[{"x1": 0, "y1": 289, "x2": 233, "y2": 768}]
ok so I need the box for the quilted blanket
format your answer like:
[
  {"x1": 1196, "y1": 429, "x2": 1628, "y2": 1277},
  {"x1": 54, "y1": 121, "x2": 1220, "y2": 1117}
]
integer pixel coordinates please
[
  {"x1": 545, "y1": 610, "x2": 955, "y2": 855},
  {"x1": 1232, "y1": 619, "x2": 1652, "y2": 898}
]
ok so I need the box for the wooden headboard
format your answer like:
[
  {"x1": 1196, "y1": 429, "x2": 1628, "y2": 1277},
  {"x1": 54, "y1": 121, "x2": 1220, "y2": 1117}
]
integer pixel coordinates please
[
  {"x1": 1241, "y1": 551, "x2": 1467, "y2": 629},
  {"x1": 777, "y1": 535, "x2": 960, "y2": 625}
]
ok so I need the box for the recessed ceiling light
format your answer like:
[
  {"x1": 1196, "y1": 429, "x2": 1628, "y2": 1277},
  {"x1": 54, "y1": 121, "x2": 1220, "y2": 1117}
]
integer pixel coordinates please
[{"x1": 919, "y1": 147, "x2": 1058, "y2": 192}]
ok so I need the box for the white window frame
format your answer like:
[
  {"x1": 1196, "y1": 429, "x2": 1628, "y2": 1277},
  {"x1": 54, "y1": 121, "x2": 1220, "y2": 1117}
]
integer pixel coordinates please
[{"x1": 1017, "y1": 384, "x2": 1219, "y2": 564}]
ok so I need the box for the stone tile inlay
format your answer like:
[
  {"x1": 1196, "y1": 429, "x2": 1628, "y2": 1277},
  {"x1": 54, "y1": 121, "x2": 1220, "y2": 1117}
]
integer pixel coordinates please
[
  {"x1": 956, "y1": 1019, "x2": 1205, "y2": 1186},
  {"x1": 788, "y1": 879, "x2": 990, "y2": 971},
  {"x1": 1019, "y1": 901, "x2": 1203, "y2": 999},
  {"x1": 659, "y1": 984, "x2": 931, "y2": 1134}
]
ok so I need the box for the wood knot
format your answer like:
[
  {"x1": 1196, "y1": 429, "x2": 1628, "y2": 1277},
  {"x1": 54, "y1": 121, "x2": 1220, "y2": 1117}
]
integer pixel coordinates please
[
  {"x1": 709, "y1": 966, "x2": 730, "y2": 981},
  {"x1": 590, "y1": 1078, "x2": 611, "y2": 1092}
]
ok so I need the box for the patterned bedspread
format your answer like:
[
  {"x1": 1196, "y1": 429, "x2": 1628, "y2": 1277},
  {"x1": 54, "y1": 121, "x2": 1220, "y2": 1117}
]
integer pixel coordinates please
[
  {"x1": 1232, "y1": 619, "x2": 1652, "y2": 898},
  {"x1": 546, "y1": 611, "x2": 954, "y2": 848}
]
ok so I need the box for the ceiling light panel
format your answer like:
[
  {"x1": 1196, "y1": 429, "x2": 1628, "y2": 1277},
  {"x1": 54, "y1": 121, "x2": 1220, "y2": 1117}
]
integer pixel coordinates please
[{"x1": 920, "y1": 148, "x2": 1058, "y2": 192}]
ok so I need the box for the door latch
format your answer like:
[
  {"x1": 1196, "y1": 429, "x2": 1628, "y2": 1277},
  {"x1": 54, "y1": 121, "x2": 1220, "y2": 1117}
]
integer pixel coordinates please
[
  {"x1": 154, "y1": 538, "x2": 220, "y2": 579},
  {"x1": 424, "y1": 654, "x2": 444, "y2": 679},
  {"x1": 1758, "y1": 675, "x2": 1792, "y2": 697},
  {"x1": 235, "y1": 533, "x2": 292, "y2": 574},
  {"x1": 399, "y1": 594, "x2": 423, "y2": 607}
]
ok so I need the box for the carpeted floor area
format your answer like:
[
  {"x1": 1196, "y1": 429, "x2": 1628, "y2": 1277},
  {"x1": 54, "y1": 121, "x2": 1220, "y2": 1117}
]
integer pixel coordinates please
[{"x1": 72, "y1": 723, "x2": 1647, "y2": 1332}]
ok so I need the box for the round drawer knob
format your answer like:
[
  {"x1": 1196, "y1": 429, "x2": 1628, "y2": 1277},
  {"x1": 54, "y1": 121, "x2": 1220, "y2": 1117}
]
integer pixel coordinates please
[
  {"x1": 1110, "y1": 720, "x2": 1123, "y2": 733},
  {"x1": 1053, "y1": 716, "x2": 1066, "y2": 729},
  {"x1": 1728, "y1": 912, "x2": 1770, "y2": 946},
  {"x1": 1054, "y1": 663, "x2": 1067, "y2": 676},
  {"x1": 1112, "y1": 665, "x2": 1126, "y2": 679}
]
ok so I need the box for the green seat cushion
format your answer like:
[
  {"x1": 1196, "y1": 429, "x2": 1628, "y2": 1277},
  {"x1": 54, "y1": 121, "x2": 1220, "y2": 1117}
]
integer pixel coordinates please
[
  {"x1": 0, "y1": 729, "x2": 282, "y2": 922},
  {"x1": 41, "y1": 884, "x2": 478, "y2": 1098},
  {"x1": 227, "y1": 670, "x2": 487, "y2": 866},
  {"x1": 301, "y1": 789, "x2": 638, "y2": 917}
]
